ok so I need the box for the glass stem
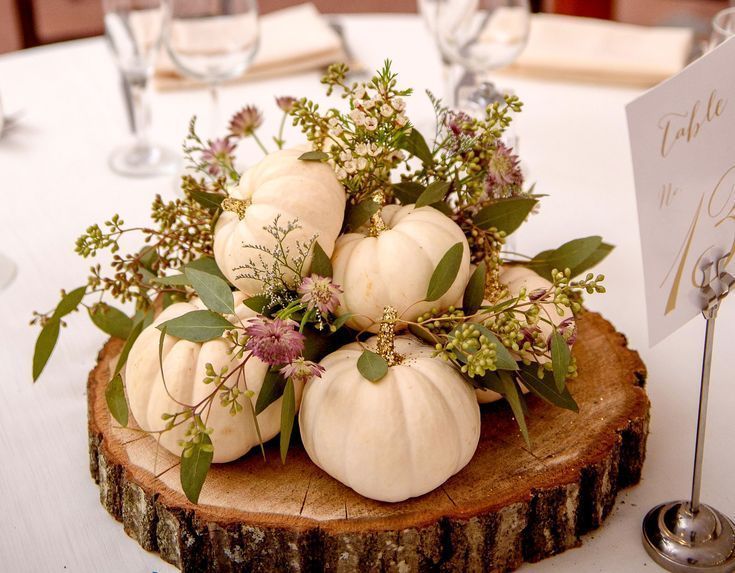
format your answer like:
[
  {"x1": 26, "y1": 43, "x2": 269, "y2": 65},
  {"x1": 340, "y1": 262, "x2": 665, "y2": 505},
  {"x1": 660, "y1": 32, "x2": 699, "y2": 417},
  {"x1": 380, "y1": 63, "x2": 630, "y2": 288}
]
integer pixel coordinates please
[
  {"x1": 442, "y1": 57, "x2": 456, "y2": 108},
  {"x1": 128, "y1": 73, "x2": 152, "y2": 151},
  {"x1": 209, "y1": 82, "x2": 220, "y2": 137}
]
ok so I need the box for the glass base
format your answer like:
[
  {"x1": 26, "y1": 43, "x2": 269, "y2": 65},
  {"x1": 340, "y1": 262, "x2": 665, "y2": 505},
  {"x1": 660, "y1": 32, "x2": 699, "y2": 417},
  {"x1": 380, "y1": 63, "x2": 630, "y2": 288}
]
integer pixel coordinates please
[
  {"x1": 109, "y1": 143, "x2": 178, "y2": 178},
  {"x1": 0, "y1": 252, "x2": 17, "y2": 290}
]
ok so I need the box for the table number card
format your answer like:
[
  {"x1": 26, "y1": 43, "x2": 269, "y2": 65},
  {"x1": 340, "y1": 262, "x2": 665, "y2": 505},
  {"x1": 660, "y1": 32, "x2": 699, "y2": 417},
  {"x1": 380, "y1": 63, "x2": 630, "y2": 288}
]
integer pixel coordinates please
[{"x1": 627, "y1": 37, "x2": 735, "y2": 345}]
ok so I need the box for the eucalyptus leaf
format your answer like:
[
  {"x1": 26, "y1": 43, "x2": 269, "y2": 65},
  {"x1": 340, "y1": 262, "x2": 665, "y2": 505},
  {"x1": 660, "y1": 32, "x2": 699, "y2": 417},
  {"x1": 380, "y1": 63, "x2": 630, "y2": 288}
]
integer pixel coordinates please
[
  {"x1": 478, "y1": 371, "x2": 505, "y2": 394},
  {"x1": 309, "y1": 241, "x2": 333, "y2": 277},
  {"x1": 189, "y1": 189, "x2": 225, "y2": 211},
  {"x1": 550, "y1": 332, "x2": 571, "y2": 392},
  {"x1": 180, "y1": 432, "x2": 213, "y2": 504},
  {"x1": 527, "y1": 236, "x2": 603, "y2": 280},
  {"x1": 569, "y1": 242, "x2": 614, "y2": 278},
  {"x1": 32, "y1": 318, "x2": 60, "y2": 382},
  {"x1": 392, "y1": 182, "x2": 424, "y2": 205},
  {"x1": 280, "y1": 379, "x2": 296, "y2": 463},
  {"x1": 105, "y1": 374, "x2": 129, "y2": 427},
  {"x1": 415, "y1": 181, "x2": 450, "y2": 209},
  {"x1": 462, "y1": 262, "x2": 486, "y2": 315},
  {"x1": 397, "y1": 128, "x2": 433, "y2": 165},
  {"x1": 184, "y1": 267, "x2": 235, "y2": 314},
  {"x1": 243, "y1": 294, "x2": 269, "y2": 314},
  {"x1": 518, "y1": 365, "x2": 578, "y2": 412},
  {"x1": 185, "y1": 256, "x2": 227, "y2": 282},
  {"x1": 255, "y1": 369, "x2": 286, "y2": 415},
  {"x1": 473, "y1": 198, "x2": 537, "y2": 234},
  {"x1": 426, "y1": 242, "x2": 464, "y2": 302},
  {"x1": 157, "y1": 310, "x2": 234, "y2": 342},
  {"x1": 53, "y1": 286, "x2": 86, "y2": 319},
  {"x1": 113, "y1": 320, "x2": 145, "y2": 378},
  {"x1": 499, "y1": 371, "x2": 530, "y2": 446},
  {"x1": 347, "y1": 199, "x2": 380, "y2": 231},
  {"x1": 331, "y1": 312, "x2": 354, "y2": 331},
  {"x1": 357, "y1": 350, "x2": 389, "y2": 382},
  {"x1": 152, "y1": 274, "x2": 191, "y2": 287},
  {"x1": 138, "y1": 246, "x2": 158, "y2": 272},
  {"x1": 88, "y1": 303, "x2": 133, "y2": 340},
  {"x1": 298, "y1": 150, "x2": 329, "y2": 162},
  {"x1": 408, "y1": 323, "x2": 438, "y2": 345}
]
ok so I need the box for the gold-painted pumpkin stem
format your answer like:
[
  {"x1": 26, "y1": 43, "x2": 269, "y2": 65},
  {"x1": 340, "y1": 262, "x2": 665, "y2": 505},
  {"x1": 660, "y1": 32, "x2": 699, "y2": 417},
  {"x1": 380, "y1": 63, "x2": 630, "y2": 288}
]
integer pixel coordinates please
[
  {"x1": 222, "y1": 197, "x2": 250, "y2": 220},
  {"x1": 377, "y1": 306, "x2": 402, "y2": 366},
  {"x1": 368, "y1": 190, "x2": 387, "y2": 237}
]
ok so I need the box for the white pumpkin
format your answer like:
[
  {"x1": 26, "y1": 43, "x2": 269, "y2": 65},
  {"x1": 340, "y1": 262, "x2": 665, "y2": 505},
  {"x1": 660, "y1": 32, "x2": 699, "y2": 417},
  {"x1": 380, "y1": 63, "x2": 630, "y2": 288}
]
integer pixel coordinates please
[
  {"x1": 299, "y1": 335, "x2": 480, "y2": 502},
  {"x1": 125, "y1": 293, "x2": 304, "y2": 463},
  {"x1": 475, "y1": 265, "x2": 573, "y2": 404},
  {"x1": 214, "y1": 148, "x2": 346, "y2": 294},
  {"x1": 332, "y1": 204, "x2": 471, "y2": 333}
]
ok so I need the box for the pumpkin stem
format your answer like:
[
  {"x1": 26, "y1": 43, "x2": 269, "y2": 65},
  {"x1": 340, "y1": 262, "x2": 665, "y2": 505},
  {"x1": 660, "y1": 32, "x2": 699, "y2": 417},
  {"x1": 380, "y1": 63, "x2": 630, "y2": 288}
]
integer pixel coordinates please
[
  {"x1": 222, "y1": 197, "x2": 251, "y2": 220},
  {"x1": 368, "y1": 191, "x2": 387, "y2": 237},
  {"x1": 377, "y1": 306, "x2": 402, "y2": 366}
]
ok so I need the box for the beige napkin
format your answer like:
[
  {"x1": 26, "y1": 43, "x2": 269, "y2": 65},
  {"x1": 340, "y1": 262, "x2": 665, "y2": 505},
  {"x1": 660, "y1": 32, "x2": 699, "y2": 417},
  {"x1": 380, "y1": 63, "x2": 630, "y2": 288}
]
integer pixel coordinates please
[
  {"x1": 154, "y1": 3, "x2": 349, "y2": 90},
  {"x1": 501, "y1": 14, "x2": 694, "y2": 87}
]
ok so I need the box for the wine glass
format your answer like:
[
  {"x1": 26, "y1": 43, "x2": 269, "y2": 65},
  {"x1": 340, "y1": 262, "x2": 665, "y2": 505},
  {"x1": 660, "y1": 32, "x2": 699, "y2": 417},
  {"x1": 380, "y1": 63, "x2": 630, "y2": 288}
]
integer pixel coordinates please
[
  {"x1": 711, "y1": 7, "x2": 735, "y2": 49},
  {"x1": 103, "y1": 0, "x2": 178, "y2": 177},
  {"x1": 434, "y1": 0, "x2": 530, "y2": 111},
  {"x1": 163, "y1": 0, "x2": 259, "y2": 135}
]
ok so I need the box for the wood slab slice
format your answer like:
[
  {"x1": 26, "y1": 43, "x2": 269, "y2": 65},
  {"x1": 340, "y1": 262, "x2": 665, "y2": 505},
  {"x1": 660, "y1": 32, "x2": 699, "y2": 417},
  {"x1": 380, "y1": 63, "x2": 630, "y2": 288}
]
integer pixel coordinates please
[{"x1": 87, "y1": 311, "x2": 649, "y2": 572}]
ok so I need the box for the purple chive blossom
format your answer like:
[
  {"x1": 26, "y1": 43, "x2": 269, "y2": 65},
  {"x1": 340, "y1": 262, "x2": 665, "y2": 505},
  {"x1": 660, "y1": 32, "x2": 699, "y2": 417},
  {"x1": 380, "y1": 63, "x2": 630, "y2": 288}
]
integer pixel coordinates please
[
  {"x1": 281, "y1": 357, "x2": 325, "y2": 383},
  {"x1": 228, "y1": 105, "x2": 263, "y2": 138},
  {"x1": 245, "y1": 317, "x2": 305, "y2": 366},
  {"x1": 446, "y1": 111, "x2": 474, "y2": 137},
  {"x1": 201, "y1": 138, "x2": 236, "y2": 176},
  {"x1": 485, "y1": 141, "x2": 523, "y2": 196},
  {"x1": 297, "y1": 275, "x2": 342, "y2": 315},
  {"x1": 557, "y1": 317, "x2": 577, "y2": 346},
  {"x1": 528, "y1": 287, "x2": 549, "y2": 302},
  {"x1": 275, "y1": 96, "x2": 297, "y2": 113}
]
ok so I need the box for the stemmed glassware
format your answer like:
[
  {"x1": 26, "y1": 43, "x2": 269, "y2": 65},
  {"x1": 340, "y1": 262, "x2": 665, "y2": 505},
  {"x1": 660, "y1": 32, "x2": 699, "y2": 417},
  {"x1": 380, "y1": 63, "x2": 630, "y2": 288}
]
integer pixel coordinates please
[
  {"x1": 711, "y1": 7, "x2": 735, "y2": 49},
  {"x1": 163, "y1": 0, "x2": 259, "y2": 134},
  {"x1": 428, "y1": 0, "x2": 530, "y2": 112},
  {"x1": 0, "y1": 91, "x2": 16, "y2": 290},
  {"x1": 103, "y1": 0, "x2": 178, "y2": 177}
]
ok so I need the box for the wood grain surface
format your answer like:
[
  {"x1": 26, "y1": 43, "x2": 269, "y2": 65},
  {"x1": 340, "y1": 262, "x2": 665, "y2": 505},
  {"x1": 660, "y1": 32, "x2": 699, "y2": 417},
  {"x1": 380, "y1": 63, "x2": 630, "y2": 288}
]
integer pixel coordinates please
[{"x1": 88, "y1": 311, "x2": 649, "y2": 572}]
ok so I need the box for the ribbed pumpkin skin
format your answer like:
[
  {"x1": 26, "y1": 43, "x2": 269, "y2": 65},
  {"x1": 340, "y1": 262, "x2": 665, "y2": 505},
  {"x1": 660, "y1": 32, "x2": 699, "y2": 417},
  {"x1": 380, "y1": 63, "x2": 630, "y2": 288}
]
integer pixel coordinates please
[
  {"x1": 299, "y1": 336, "x2": 480, "y2": 502},
  {"x1": 475, "y1": 265, "x2": 573, "y2": 404},
  {"x1": 125, "y1": 294, "x2": 303, "y2": 463},
  {"x1": 214, "y1": 148, "x2": 346, "y2": 295},
  {"x1": 331, "y1": 204, "x2": 471, "y2": 333}
]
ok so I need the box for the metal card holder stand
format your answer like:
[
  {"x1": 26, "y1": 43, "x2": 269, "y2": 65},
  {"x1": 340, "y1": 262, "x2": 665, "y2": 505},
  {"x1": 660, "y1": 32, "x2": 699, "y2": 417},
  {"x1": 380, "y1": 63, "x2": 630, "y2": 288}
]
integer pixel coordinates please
[{"x1": 643, "y1": 252, "x2": 735, "y2": 572}]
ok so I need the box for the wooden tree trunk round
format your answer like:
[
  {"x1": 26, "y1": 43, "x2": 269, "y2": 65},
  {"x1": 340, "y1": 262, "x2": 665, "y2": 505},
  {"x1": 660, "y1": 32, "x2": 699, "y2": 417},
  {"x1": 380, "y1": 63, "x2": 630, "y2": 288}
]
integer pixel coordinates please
[{"x1": 87, "y1": 312, "x2": 650, "y2": 572}]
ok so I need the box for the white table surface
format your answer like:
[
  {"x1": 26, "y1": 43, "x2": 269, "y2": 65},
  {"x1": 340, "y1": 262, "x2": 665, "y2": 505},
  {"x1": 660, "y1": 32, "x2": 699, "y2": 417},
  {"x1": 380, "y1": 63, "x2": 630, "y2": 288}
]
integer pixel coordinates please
[{"x1": 1, "y1": 13, "x2": 734, "y2": 573}]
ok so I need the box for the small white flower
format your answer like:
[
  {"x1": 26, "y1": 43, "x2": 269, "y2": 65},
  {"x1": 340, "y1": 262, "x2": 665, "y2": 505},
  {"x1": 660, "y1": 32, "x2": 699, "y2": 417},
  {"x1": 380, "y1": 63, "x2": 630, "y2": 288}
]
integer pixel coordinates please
[
  {"x1": 339, "y1": 149, "x2": 353, "y2": 162},
  {"x1": 355, "y1": 142, "x2": 369, "y2": 156},
  {"x1": 368, "y1": 143, "x2": 381, "y2": 156},
  {"x1": 380, "y1": 104, "x2": 394, "y2": 118},
  {"x1": 364, "y1": 117, "x2": 378, "y2": 131},
  {"x1": 349, "y1": 109, "x2": 366, "y2": 126},
  {"x1": 335, "y1": 168, "x2": 348, "y2": 180},
  {"x1": 363, "y1": 98, "x2": 377, "y2": 110},
  {"x1": 356, "y1": 157, "x2": 368, "y2": 170},
  {"x1": 329, "y1": 126, "x2": 343, "y2": 137},
  {"x1": 393, "y1": 98, "x2": 406, "y2": 111},
  {"x1": 395, "y1": 114, "x2": 408, "y2": 127},
  {"x1": 354, "y1": 86, "x2": 366, "y2": 99},
  {"x1": 343, "y1": 160, "x2": 357, "y2": 173},
  {"x1": 328, "y1": 116, "x2": 340, "y2": 127}
]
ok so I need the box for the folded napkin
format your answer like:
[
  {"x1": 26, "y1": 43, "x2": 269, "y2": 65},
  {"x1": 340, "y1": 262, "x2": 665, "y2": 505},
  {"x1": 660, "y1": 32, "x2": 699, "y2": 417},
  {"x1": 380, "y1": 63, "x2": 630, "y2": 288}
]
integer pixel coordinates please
[
  {"x1": 501, "y1": 14, "x2": 694, "y2": 87},
  {"x1": 154, "y1": 3, "x2": 349, "y2": 90}
]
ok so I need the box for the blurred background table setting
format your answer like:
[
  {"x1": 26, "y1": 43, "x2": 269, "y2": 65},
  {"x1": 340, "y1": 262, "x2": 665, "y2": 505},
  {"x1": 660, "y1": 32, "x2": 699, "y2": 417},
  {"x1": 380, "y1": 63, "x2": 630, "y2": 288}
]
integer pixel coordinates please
[{"x1": 2, "y1": 1, "x2": 735, "y2": 571}]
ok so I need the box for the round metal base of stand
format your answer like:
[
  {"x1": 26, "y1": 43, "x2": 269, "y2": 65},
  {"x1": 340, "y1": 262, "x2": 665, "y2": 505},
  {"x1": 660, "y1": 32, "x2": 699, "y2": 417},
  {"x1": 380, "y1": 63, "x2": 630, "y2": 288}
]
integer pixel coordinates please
[{"x1": 643, "y1": 501, "x2": 735, "y2": 572}]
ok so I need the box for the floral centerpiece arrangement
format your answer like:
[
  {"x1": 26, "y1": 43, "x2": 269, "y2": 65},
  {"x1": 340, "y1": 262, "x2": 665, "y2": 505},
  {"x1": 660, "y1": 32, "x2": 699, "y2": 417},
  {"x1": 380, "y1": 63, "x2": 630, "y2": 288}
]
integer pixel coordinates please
[{"x1": 32, "y1": 62, "x2": 610, "y2": 504}]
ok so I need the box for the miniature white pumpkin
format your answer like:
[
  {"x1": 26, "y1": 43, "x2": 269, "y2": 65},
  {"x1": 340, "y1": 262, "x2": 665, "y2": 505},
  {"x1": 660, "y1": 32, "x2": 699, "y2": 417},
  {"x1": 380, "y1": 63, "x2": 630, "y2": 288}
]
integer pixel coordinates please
[
  {"x1": 475, "y1": 265, "x2": 573, "y2": 404},
  {"x1": 299, "y1": 333, "x2": 480, "y2": 502},
  {"x1": 213, "y1": 148, "x2": 346, "y2": 294},
  {"x1": 125, "y1": 293, "x2": 304, "y2": 463},
  {"x1": 332, "y1": 204, "x2": 471, "y2": 333}
]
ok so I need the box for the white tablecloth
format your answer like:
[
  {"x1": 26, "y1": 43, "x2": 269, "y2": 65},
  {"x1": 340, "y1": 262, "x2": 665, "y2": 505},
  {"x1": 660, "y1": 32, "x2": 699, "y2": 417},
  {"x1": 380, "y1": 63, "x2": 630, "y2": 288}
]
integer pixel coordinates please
[{"x1": 1, "y1": 14, "x2": 733, "y2": 573}]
